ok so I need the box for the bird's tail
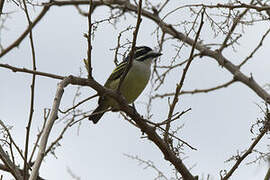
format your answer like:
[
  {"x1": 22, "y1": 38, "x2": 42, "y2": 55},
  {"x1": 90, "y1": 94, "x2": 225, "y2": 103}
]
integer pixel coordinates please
[{"x1": 89, "y1": 105, "x2": 107, "y2": 124}]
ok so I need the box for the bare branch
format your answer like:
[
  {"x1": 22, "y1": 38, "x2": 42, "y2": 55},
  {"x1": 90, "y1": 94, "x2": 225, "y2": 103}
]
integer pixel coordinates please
[
  {"x1": 264, "y1": 167, "x2": 270, "y2": 180},
  {"x1": 164, "y1": 8, "x2": 205, "y2": 142},
  {"x1": 219, "y1": 4, "x2": 251, "y2": 51},
  {"x1": 44, "y1": 117, "x2": 74, "y2": 157},
  {"x1": 86, "y1": 0, "x2": 93, "y2": 78},
  {"x1": 222, "y1": 130, "x2": 266, "y2": 180},
  {"x1": 158, "y1": 0, "x2": 169, "y2": 13},
  {"x1": 239, "y1": 27, "x2": 270, "y2": 67},
  {"x1": 124, "y1": 153, "x2": 169, "y2": 180},
  {"x1": 0, "y1": 4, "x2": 50, "y2": 58},
  {"x1": 59, "y1": 94, "x2": 98, "y2": 114},
  {"x1": 29, "y1": 77, "x2": 73, "y2": 180},
  {"x1": 21, "y1": 0, "x2": 37, "y2": 178},
  {"x1": 0, "y1": 63, "x2": 64, "y2": 80},
  {"x1": 153, "y1": 79, "x2": 235, "y2": 98},
  {"x1": 222, "y1": 108, "x2": 270, "y2": 180}
]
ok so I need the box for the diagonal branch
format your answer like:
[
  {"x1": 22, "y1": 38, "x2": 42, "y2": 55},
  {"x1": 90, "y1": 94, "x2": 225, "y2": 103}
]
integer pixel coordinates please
[
  {"x1": 222, "y1": 128, "x2": 267, "y2": 180},
  {"x1": 164, "y1": 9, "x2": 205, "y2": 142},
  {"x1": 0, "y1": 4, "x2": 50, "y2": 58},
  {"x1": 264, "y1": 167, "x2": 270, "y2": 180},
  {"x1": 222, "y1": 106, "x2": 270, "y2": 180},
  {"x1": 238, "y1": 27, "x2": 270, "y2": 67},
  {"x1": 219, "y1": 5, "x2": 251, "y2": 51},
  {"x1": 29, "y1": 77, "x2": 72, "y2": 180}
]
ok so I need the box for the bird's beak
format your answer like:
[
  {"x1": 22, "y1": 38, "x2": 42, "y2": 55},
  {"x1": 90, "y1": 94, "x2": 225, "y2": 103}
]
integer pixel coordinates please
[{"x1": 151, "y1": 52, "x2": 162, "y2": 58}]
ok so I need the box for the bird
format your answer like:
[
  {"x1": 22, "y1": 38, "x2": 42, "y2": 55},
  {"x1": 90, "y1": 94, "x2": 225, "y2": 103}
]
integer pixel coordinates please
[{"x1": 88, "y1": 46, "x2": 162, "y2": 124}]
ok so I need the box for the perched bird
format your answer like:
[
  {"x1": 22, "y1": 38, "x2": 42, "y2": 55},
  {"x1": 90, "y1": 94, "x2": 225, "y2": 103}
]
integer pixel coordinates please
[{"x1": 88, "y1": 46, "x2": 162, "y2": 124}]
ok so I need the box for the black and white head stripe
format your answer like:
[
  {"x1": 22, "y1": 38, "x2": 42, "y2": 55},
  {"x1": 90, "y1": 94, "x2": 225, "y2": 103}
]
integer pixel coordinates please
[{"x1": 124, "y1": 46, "x2": 162, "y2": 62}]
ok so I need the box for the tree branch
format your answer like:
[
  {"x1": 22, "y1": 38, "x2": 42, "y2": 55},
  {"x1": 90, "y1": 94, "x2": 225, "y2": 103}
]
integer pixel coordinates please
[
  {"x1": 0, "y1": 63, "x2": 64, "y2": 80},
  {"x1": 29, "y1": 77, "x2": 72, "y2": 180},
  {"x1": 219, "y1": 5, "x2": 251, "y2": 51},
  {"x1": 264, "y1": 167, "x2": 270, "y2": 180},
  {"x1": 222, "y1": 108, "x2": 270, "y2": 180},
  {"x1": 164, "y1": 8, "x2": 205, "y2": 142},
  {"x1": 222, "y1": 128, "x2": 267, "y2": 180},
  {"x1": 153, "y1": 79, "x2": 235, "y2": 98},
  {"x1": 21, "y1": 0, "x2": 37, "y2": 178},
  {"x1": 86, "y1": 0, "x2": 93, "y2": 78},
  {"x1": 0, "y1": 4, "x2": 50, "y2": 58}
]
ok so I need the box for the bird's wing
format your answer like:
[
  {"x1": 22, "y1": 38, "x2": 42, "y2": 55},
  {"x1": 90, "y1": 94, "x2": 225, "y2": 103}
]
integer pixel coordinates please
[{"x1": 104, "y1": 61, "x2": 127, "y2": 88}]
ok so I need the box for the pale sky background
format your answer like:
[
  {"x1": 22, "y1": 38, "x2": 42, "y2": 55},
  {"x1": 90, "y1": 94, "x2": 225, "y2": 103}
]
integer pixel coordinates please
[{"x1": 1, "y1": 0, "x2": 270, "y2": 180}]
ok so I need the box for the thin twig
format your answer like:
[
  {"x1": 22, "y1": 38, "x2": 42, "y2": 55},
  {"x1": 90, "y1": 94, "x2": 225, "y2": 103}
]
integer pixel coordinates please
[
  {"x1": 44, "y1": 118, "x2": 74, "y2": 157},
  {"x1": 86, "y1": 0, "x2": 93, "y2": 78},
  {"x1": 21, "y1": 0, "x2": 37, "y2": 178},
  {"x1": 238, "y1": 27, "x2": 270, "y2": 67},
  {"x1": 0, "y1": 4, "x2": 50, "y2": 58},
  {"x1": 157, "y1": 108, "x2": 191, "y2": 126},
  {"x1": 153, "y1": 79, "x2": 235, "y2": 98},
  {"x1": 124, "y1": 153, "x2": 169, "y2": 180},
  {"x1": 158, "y1": 0, "x2": 169, "y2": 13},
  {"x1": 222, "y1": 105, "x2": 270, "y2": 180},
  {"x1": 221, "y1": 128, "x2": 267, "y2": 180},
  {"x1": 0, "y1": 63, "x2": 64, "y2": 80},
  {"x1": 59, "y1": 94, "x2": 98, "y2": 114},
  {"x1": 219, "y1": 5, "x2": 251, "y2": 51},
  {"x1": 164, "y1": 8, "x2": 205, "y2": 142}
]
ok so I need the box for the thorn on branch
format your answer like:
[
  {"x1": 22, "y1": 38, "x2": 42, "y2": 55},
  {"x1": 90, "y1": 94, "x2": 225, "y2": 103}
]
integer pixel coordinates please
[
  {"x1": 249, "y1": 73, "x2": 254, "y2": 81},
  {"x1": 214, "y1": 49, "x2": 228, "y2": 67},
  {"x1": 152, "y1": 7, "x2": 158, "y2": 16}
]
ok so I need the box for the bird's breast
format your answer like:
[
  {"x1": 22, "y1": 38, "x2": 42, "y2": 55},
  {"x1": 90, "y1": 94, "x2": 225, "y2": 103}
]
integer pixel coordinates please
[{"x1": 120, "y1": 62, "x2": 151, "y2": 103}]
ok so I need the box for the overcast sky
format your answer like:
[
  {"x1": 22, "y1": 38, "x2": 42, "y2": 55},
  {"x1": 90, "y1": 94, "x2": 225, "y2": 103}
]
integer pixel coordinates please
[{"x1": 1, "y1": 0, "x2": 270, "y2": 180}]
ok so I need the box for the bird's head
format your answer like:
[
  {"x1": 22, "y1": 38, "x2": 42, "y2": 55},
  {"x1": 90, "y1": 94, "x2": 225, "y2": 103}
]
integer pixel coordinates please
[{"x1": 124, "y1": 46, "x2": 162, "y2": 62}]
